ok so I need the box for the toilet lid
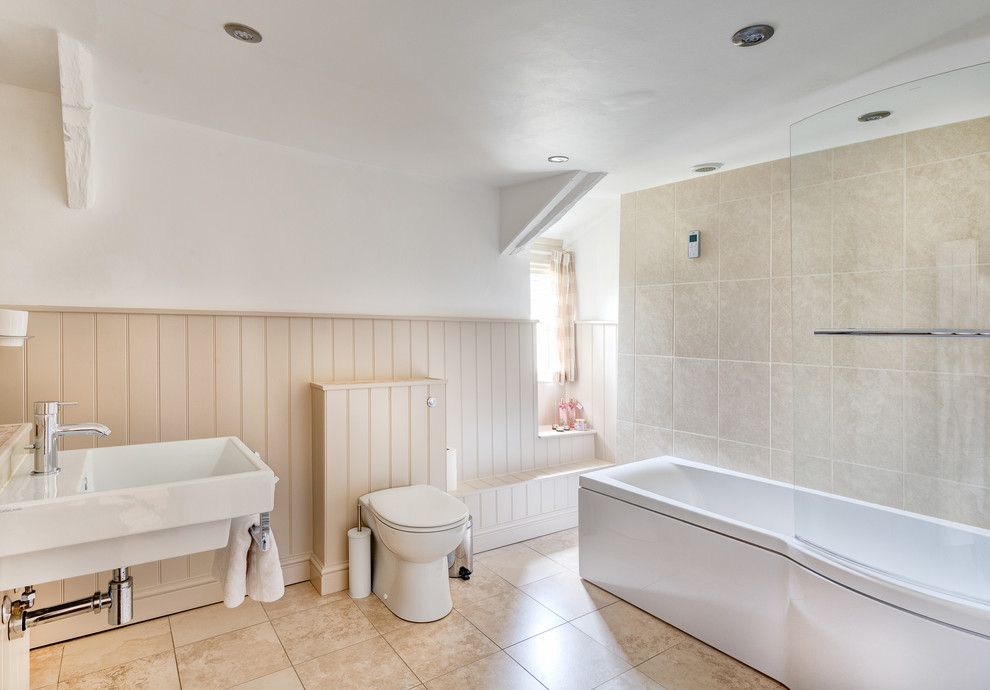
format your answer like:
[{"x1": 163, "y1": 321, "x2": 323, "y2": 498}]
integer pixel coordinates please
[{"x1": 367, "y1": 485, "x2": 469, "y2": 530}]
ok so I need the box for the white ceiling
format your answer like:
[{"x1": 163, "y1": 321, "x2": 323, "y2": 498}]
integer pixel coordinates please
[{"x1": 2, "y1": 0, "x2": 990, "y2": 196}]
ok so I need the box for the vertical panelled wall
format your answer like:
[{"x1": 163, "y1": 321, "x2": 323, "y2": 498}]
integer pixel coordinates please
[
  {"x1": 569, "y1": 322, "x2": 618, "y2": 463},
  {"x1": 0, "y1": 309, "x2": 608, "y2": 636}
]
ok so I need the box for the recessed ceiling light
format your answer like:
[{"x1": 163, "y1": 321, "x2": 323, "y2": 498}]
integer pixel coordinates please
[
  {"x1": 692, "y1": 162, "x2": 723, "y2": 174},
  {"x1": 858, "y1": 110, "x2": 892, "y2": 122},
  {"x1": 732, "y1": 24, "x2": 774, "y2": 47},
  {"x1": 224, "y1": 23, "x2": 262, "y2": 43},
  {"x1": 548, "y1": 155, "x2": 569, "y2": 163}
]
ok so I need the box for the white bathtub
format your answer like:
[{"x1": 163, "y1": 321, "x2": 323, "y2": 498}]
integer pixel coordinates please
[{"x1": 579, "y1": 456, "x2": 990, "y2": 689}]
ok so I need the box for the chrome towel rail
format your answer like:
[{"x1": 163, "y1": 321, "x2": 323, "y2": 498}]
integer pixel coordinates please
[
  {"x1": 814, "y1": 329, "x2": 990, "y2": 337},
  {"x1": 250, "y1": 512, "x2": 272, "y2": 552}
]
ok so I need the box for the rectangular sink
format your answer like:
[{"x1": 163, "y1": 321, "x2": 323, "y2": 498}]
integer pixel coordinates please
[{"x1": 0, "y1": 436, "x2": 276, "y2": 590}]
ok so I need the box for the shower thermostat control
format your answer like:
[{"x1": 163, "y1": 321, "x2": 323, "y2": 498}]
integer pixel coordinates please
[{"x1": 688, "y1": 230, "x2": 700, "y2": 259}]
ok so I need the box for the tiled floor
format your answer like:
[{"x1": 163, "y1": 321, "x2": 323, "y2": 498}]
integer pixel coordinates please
[{"x1": 29, "y1": 529, "x2": 783, "y2": 689}]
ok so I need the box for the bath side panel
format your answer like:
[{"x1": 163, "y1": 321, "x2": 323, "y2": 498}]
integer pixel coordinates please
[{"x1": 578, "y1": 487, "x2": 791, "y2": 683}]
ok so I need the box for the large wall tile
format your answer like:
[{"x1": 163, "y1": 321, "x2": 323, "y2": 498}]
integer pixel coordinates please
[
  {"x1": 770, "y1": 159, "x2": 790, "y2": 193},
  {"x1": 619, "y1": 195, "x2": 637, "y2": 287},
  {"x1": 832, "y1": 367, "x2": 902, "y2": 470},
  {"x1": 904, "y1": 474, "x2": 990, "y2": 529},
  {"x1": 905, "y1": 153, "x2": 990, "y2": 267},
  {"x1": 617, "y1": 420, "x2": 635, "y2": 463},
  {"x1": 634, "y1": 424, "x2": 672, "y2": 461},
  {"x1": 673, "y1": 205, "x2": 719, "y2": 283},
  {"x1": 634, "y1": 185, "x2": 675, "y2": 284},
  {"x1": 832, "y1": 270, "x2": 903, "y2": 369},
  {"x1": 770, "y1": 277, "x2": 792, "y2": 363},
  {"x1": 771, "y1": 191, "x2": 791, "y2": 277},
  {"x1": 832, "y1": 171, "x2": 904, "y2": 272},
  {"x1": 792, "y1": 365, "x2": 831, "y2": 459},
  {"x1": 904, "y1": 266, "x2": 990, "y2": 375},
  {"x1": 672, "y1": 431, "x2": 718, "y2": 465},
  {"x1": 617, "y1": 355, "x2": 635, "y2": 422},
  {"x1": 718, "y1": 361, "x2": 770, "y2": 446},
  {"x1": 718, "y1": 440, "x2": 771, "y2": 478},
  {"x1": 794, "y1": 454, "x2": 832, "y2": 492},
  {"x1": 790, "y1": 183, "x2": 831, "y2": 276},
  {"x1": 771, "y1": 364, "x2": 793, "y2": 452},
  {"x1": 634, "y1": 355, "x2": 673, "y2": 428},
  {"x1": 673, "y1": 282, "x2": 717, "y2": 359},
  {"x1": 673, "y1": 357, "x2": 718, "y2": 436},
  {"x1": 618, "y1": 287, "x2": 634, "y2": 355},
  {"x1": 833, "y1": 461, "x2": 904, "y2": 509},
  {"x1": 635, "y1": 285, "x2": 673, "y2": 355},
  {"x1": 905, "y1": 116, "x2": 990, "y2": 166},
  {"x1": 903, "y1": 371, "x2": 990, "y2": 485},
  {"x1": 791, "y1": 275, "x2": 831, "y2": 365},
  {"x1": 832, "y1": 134, "x2": 904, "y2": 179},
  {"x1": 674, "y1": 175, "x2": 719, "y2": 209},
  {"x1": 718, "y1": 279, "x2": 770, "y2": 362},
  {"x1": 791, "y1": 150, "x2": 831, "y2": 189},
  {"x1": 719, "y1": 162, "x2": 771, "y2": 202},
  {"x1": 718, "y1": 196, "x2": 771, "y2": 279}
]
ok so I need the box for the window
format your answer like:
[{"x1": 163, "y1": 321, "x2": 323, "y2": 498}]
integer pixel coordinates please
[{"x1": 531, "y1": 239, "x2": 563, "y2": 382}]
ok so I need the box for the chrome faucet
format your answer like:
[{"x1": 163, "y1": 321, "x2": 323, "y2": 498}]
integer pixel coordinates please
[{"x1": 31, "y1": 401, "x2": 111, "y2": 475}]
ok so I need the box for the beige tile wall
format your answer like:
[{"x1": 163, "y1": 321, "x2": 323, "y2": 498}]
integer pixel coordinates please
[{"x1": 618, "y1": 115, "x2": 990, "y2": 529}]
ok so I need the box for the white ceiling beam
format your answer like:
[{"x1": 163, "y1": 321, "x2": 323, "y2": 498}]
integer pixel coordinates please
[
  {"x1": 57, "y1": 33, "x2": 94, "y2": 209},
  {"x1": 499, "y1": 171, "x2": 607, "y2": 255}
]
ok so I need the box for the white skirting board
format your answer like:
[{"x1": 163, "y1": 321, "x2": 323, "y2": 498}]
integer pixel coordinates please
[{"x1": 26, "y1": 555, "x2": 311, "y2": 648}]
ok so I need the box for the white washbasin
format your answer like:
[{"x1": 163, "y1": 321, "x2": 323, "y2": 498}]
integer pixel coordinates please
[{"x1": 0, "y1": 436, "x2": 275, "y2": 590}]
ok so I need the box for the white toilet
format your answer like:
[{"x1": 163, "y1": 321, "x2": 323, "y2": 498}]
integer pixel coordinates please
[{"x1": 359, "y1": 484, "x2": 469, "y2": 622}]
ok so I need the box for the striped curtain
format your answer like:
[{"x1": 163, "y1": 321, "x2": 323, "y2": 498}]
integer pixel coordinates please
[{"x1": 551, "y1": 250, "x2": 577, "y2": 383}]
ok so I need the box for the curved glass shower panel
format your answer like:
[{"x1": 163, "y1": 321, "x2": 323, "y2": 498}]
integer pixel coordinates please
[{"x1": 790, "y1": 62, "x2": 990, "y2": 604}]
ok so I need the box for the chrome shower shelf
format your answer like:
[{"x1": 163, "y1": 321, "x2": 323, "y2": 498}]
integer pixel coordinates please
[{"x1": 814, "y1": 329, "x2": 990, "y2": 337}]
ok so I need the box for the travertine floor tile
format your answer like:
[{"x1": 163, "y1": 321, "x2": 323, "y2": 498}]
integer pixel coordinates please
[
  {"x1": 572, "y1": 600, "x2": 686, "y2": 664},
  {"x1": 270, "y1": 597, "x2": 377, "y2": 664},
  {"x1": 476, "y1": 544, "x2": 566, "y2": 586},
  {"x1": 30, "y1": 643, "x2": 62, "y2": 688},
  {"x1": 425, "y1": 651, "x2": 544, "y2": 690},
  {"x1": 294, "y1": 636, "x2": 419, "y2": 689},
  {"x1": 520, "y1": 571, "x2": 617, "y2": 620},
  {"x1": 262, "y1": 581, "x2": 347, "y2": 620},
  {"x1": 175, "y1": 621, "x2": 290, "y2": 690},
  {"x1": 637, "y1": 638, "x2": 783, "y2": 689},
  {"x1": 353, "y1": 594, "x2": 414, "y2": 635},
  {"x1": 457, "y1": 590, "x2": 564, "y2": 647},
  {"x1": 169, "y1": 600, "x2": 268, "y2": 647},
  {"x1": 59, "y1": 618, "x2": 173, "y2": 681},
  {"x1": 450, "y1": 564, "x2": 517, "y2": 609},
  {"x1": 231, "y1": 667, "x2": 302, "y2": 689},
  {"x1": 505, "y1": 623, "x2": 631, "y2": 690},
  {"x1": 57, "y1": 650, "x2": 179, "y2": 689},
  {"x1": 384, "y1": 610, "x2": 499, "y2": 682},
  {"x1": 597, "y1": 667, "x2": 666, "y2": 689},
  {"x1": 525, "y1": 528, "x2": 578, "y2": 556}
]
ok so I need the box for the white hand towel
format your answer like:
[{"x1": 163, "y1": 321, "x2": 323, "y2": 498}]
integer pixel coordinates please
[{"x1": 213, "y1": 514, "x2": 285, "y2": 608}]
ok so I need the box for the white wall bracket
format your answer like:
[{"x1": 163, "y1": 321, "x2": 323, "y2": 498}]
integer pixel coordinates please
[
  {"x1": 57, "y1": 33, "x2": 95, "y2": 209},
  {"x1": 498, "y1": 170, "x2": 606, "y2": 255}
]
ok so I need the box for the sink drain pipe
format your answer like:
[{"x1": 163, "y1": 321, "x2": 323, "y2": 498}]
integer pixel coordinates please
[{"x1": 2, "y1": 567, "x2": 133, "y2": 640}]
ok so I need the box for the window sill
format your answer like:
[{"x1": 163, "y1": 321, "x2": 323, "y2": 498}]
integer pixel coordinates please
[{"x1": 537, "y1": 425, "x2": 596, "y2": 439}]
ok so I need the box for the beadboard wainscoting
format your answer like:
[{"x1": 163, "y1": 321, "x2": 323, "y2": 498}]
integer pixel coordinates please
[{"x1": 0, "y1": 307, "x2": 616, "y2": 645}]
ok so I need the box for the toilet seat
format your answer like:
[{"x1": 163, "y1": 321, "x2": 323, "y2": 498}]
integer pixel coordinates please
[{"x1": 366, "y1": 485, "x2": 469, "y2": 533}]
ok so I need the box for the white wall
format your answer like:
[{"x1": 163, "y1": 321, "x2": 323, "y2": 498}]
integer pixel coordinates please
[
  {"x1": 562, "y1": 197, "x2": 619, "y2": 321},
  {"x1": 0, "y1": 83, "x2": 530, "y2": 318}
]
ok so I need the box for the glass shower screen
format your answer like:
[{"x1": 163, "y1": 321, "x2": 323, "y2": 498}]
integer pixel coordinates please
[{"x1": 789, "y1": 62, "x2": 990, "y2": 603}]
